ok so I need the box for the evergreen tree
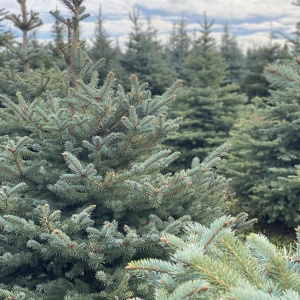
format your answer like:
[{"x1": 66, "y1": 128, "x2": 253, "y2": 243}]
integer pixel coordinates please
[
  {"x1": 51, "y1": 19, "x2": 65, "y2": 51},
  {"x1": 0, "y1": 0, "x2": 60, "y2": 103},
  {"x1": 88, "y1": 5, "x2": 114, "y2": 81},
  {"x1": 224, "y1": 57, "x2": 300, "y2": 227},
  {"x1": 166, "y1": 15, "x2": 247, "y2": 170},
  {"x1": 5, "y1": 0, "x2": 43, "y2": 74},
  {"x1": 122, "y1": 8, "x2": 176, "y2": 95},
  {"x1": 0, "y1": 1, "x2": 233, "y2": 298},
  {"x1": 220, "y1": 23, "x2": 245, "y2": 85},
  {"x1": 240, "y1": 44, "x2": 290, "y2": 100},
  {"x1": 127, "y1": 215, "x2": 300, "y2": 300},
  {"x1": 47, "y1": 19, "x2": 67, "y2": 69},
  {"x1": 0, "y1": 9, "x2": 14, "y2": 47},
  {"x1": 166, "y1": 17, "x2": 190, "y2": 81},
  {"x1": 107, "y1": 38, "x2": 128, "y2": 88},
  {"x1": 280, "y1": 1, "x2": 300, "y2": 55},
  {"x1": 184, "y1": 15, "x2": 227, "y2": 88},
  {"x1": 0, "y1": 8, "x2": 7, "y2": 45}
]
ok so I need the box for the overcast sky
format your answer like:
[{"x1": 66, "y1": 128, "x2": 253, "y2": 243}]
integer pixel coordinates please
[{"x1": 1, "y1": 0, "x2": 299, "y2": 52}]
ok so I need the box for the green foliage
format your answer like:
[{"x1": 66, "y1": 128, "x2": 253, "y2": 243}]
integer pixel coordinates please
[
  {"x1": 5, "y1": 0, "x2": 43, "y2": 74},
  {"x1": 0, "y1": 0, "x2": 63, "y2": 105},
  {"x1": 127, "y1": 215, "x2": 300, "y2": 300},
  {"x1": 88, "y1": 6, "x2": 126, "y2": 84},
  {"x1": 224, "y1": 57, "x2": 300, "y2": 227},
  {"x1": 184, "y1": 15, "x2": 227, "y2": 88},
  {"x1": 240, "y1": 44, "x2": 290, "y2": 100},
  {"x1": 0, "y1": 9, "x2": 14, "y2": 47},
  {"x1": 165, "y1": 15, "x2": 247, "y2": 170},
  {"x1": 220, "y1": 24, "x2": 245, "y2": 85},
  {"x1": 122, "y1": 8, "x2": 176, "y2": 95},
  {"x1": 0, "y1": 1, "x2": 232, "y2": 298},
  {"x1": 166, "y1": 17, "x2": 191, "y2": 81}
]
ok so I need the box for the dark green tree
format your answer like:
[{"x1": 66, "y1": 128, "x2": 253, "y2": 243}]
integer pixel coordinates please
[
  {"x1": 0, "y1": 1, "x2": 66, "y2": 139},
  {"x1": 88, "y1": 5, "x2": 115, "y2": 81},
  {"x1": 184, "y1": 15, "x2": 227, "y2": 87},
  {"x1": 224, "y1": 58, "x2": 300, "y2": 227},
  {"x1": 166, "y1": 15, "x2": 247, "y2": 170},
  {"x1": 240, "y1": 44, "x2": 290, "y2": 100},
  {"x1": 51, "y1": 19, "x2": 65, "y2": 51},
  {"x1": 0, "y1": 0, "x2": 60, "y2": 102},
  {"x1": 0, "y1": 1, "x2": 233, "y2": 299},
  {"x1": 220, "y1": 23, "x2": 245, "y2": 85},
  {"x1": 166, "y1": 17, "x2": 190, "y2": 81},
  {"x1": 45, "y1": 19, "x2": 67, "y2": 69},
  {"x1": 277, "y1": 1, "x2": 300, "y2": 56},
  {"x1": 122, "y1": 8, "x2": 176, "y2": 95},
  {"x1": 107, "y1": 38, "x2": 128, "y2": 87}
]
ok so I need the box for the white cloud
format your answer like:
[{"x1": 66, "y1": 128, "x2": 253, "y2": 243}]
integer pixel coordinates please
[
  {"x1": 230, "y1": 21, "x2": 286, "y2": 31},
  {"x1": 1, "y1": 0, "x2": 299, "y2": 54}
]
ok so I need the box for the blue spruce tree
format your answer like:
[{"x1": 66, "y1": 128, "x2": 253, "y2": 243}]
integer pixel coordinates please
[{"x1": 0, "y1": 1, "x2": 233, "y2": 299}]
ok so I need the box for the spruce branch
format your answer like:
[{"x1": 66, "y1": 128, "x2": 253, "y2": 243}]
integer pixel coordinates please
[
  {"x1": 62, "y1": 151, "x2": 102, "y2": 188},
  {"x1": 170, "y1": 280, "x2": 209, "y2": 299},
  {"x1": 218, "y1": 234, "x2": 263, "y2": 289},
  {"x1": 0, "y1": 183, "x2": 27, "y2": 208}
]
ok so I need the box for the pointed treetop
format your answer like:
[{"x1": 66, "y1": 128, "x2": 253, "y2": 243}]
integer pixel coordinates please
[{"x1": 6, "y1": 0, "x2": 43, "y2": 32}]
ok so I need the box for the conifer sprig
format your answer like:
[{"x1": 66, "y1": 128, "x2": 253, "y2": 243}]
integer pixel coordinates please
[{"x1": 127, "y1": 216, "x2": 300, "y2": 300}]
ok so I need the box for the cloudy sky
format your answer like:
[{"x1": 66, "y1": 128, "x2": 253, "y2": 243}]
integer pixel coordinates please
[{"x1": 1, "y1": 0, "x2": 300, "y2": 52}]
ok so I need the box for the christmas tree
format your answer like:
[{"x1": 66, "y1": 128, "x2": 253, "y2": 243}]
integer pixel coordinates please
[
  {"x1": 0, "y1": 1, "x2": 232, "y2": 298},
  {"x1": 166, "y1": 15, "x2": 247, "y2": 170},
  {"x1": 220, "y1": 24, "x2": 245, "y2": 85},
  {"x1": 122, "y1": 8, "x2": 176, "y2": 95},
  {"x1": 224, "y1": 56, "x2": 300, "y2": 227},
  {"x1": 0, "y1": 0, "x2": 63, "y2": 139}
]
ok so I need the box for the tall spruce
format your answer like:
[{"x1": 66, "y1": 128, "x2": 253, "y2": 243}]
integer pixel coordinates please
[
  {"x1": 5, "y1": 0, "x2": 43, "y2": 74},
  {"x1": 122, "y1": 8, "x2": 176, "y2": 95},
  {"x1": 0, "y1": 1, "x2": 63, "y2": 139},
  {"x1": 166, "y1": 15, "x2": 247, "y2": 170},
  {"x1": 167, "y1": 17, "x2": 190, "y2": 81},
  {"x1": 286, "y1": 0, "x2": 300, "y2": 55},
  {"x1": 0, "y1": 1, "x2": 233, "y2": 299},
  {"x1": 88, "y1": 6, "x2": 115, "y2": 81},
  {"x1": 47, "y1": 19, "x2": 66, "y2": 69},
  {"x1": 0, "y1": 8, "x2": 14, "y2": 47},
  {"x1": 0, "y1": 0, "x2": 58, "y2": 101},
  {"x1": 220, "y1": 24, "x2": 245, "y2": 85},
  {"x1": 240, "y1": 44, "x2": 290, "y2": 100},
  {"x1": 224, "y1": 57, "x2": 300, "y2": 227}
]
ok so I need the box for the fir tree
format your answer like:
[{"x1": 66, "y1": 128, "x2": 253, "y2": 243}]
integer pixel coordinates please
[
  {"x1": 122, "y1": 8, "x2": 176, "y2": 95},
  {"x1": 0, "y1": 1, "x2": 232, "y2": 298},
  {"x1": 166, "y1": 15, "x2": 247, "y2": 170},
  {"x1": 0, "y1": 0, "x2": 60, "y2": 103},
  {"x1": 220, "y1": 23, "x2": 245, "y2": 85},
  {"x1": 184, "y1": 15, "x2": 227, "y2": 88},
  {"x1": 166, "y1": 17, "x2": 190, "y2": 81},
  {"x1": 0, "y1": 2, "x2": 64, "y2": 138},
  {"x1": 5, "y1": 0, "x2": 43, "y2": 74},
  {"x1": 107, "y1": 38, "x2": 128, "y2": 88},
  {"x1": 0, "y1": 8, "x2": 14, "y2": 47},
  {"x1": 88, "y1": 5, "x2": 114, "y2": 81},
  {"x1": 240, "y1": 44, "x2": 290, "y2": 100},
  {"x1": 224, "y1": 57, "x2": 300, "y2": 227},
  {"x1": 47, "y1": 19, "x2": 67, "y2": 69}
]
